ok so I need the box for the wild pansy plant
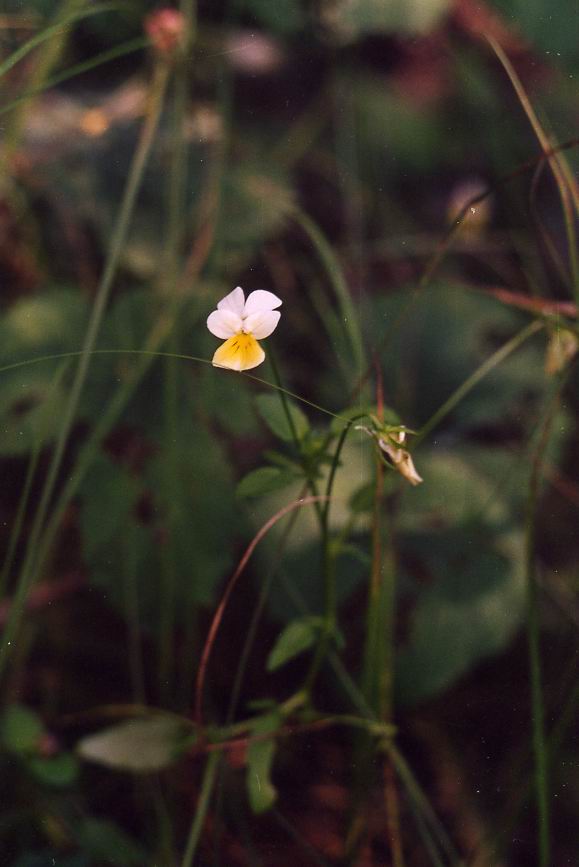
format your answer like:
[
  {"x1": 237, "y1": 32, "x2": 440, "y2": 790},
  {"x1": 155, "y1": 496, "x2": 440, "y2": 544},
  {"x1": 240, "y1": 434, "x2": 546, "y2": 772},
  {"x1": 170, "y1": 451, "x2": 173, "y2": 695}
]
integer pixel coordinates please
[{"x1": 207, "y1": 286, "x2": 282, "y2": 371}]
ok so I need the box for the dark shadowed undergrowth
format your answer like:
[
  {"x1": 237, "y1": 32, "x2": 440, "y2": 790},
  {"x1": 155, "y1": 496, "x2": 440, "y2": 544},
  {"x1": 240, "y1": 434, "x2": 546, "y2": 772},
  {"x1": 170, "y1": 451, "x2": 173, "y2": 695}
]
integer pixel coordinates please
[{"x1": 0, "y1": 1, "x2": 577, "y2": 865}]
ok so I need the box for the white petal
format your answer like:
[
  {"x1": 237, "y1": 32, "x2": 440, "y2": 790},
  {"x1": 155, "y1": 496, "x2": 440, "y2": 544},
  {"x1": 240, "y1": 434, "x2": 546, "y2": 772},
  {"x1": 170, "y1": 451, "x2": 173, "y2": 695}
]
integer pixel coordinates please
[
  {"x1": 243, "y1": 290, "x2": 282, "y2": 316},
  {"x1": 242, "y1": 309, "x2": 281, "y2": 339},
  {"x1": 207, "y1": 309, "x2": 242, "y2": 339},
  {"x1": 217, "y1": 286, "x2": 245, "y2": 315}
]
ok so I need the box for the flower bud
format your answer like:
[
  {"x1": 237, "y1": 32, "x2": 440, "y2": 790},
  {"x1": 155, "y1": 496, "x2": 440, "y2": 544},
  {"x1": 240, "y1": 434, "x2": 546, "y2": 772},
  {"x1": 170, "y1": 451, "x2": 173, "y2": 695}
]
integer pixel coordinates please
[
  {"x1": 145, "y1": 8, "x2": 187, "y2": 58},
  {"x1": 378, "y1": 430, "x2": 423, "y2": 487}
]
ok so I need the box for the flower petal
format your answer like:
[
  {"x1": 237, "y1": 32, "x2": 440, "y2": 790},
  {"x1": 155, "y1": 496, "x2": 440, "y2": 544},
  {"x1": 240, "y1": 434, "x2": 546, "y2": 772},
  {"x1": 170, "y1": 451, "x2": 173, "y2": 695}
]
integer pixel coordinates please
[
  {"x1": 242, "y1": 309, "x2": 281, "y2": 339},
  {"x1": 243, "y1": 290, "x2": 282, "y2": 316},
  {"x1": 217, "y1": 286, "x2": 245, "y2": 315},
  {"x1": 207, "y1": 309, "x2": 243, "y2": 339},
  {"x1": 212, "y1": 333, "x2": 265, "y2": 371}
]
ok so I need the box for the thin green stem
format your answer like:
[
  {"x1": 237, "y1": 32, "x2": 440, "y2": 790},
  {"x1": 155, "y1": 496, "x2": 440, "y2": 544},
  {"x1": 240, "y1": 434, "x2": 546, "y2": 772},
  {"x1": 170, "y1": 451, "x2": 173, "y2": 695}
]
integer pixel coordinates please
[
  {"x1": 268, "y1": 351, "x2": 323, "y2": 524},
  {"x1": 5, "y1": 0, "x2": 87, "y2": 153},
  {"x1": 486, "y1": 35, "x2": 579, "y2": 299},
  {"x1": 292, "y1": 206, "x2": 364, "y2": 378},
  {"x1": 158, "y1": 4, "x2": 194, "y2": 702},
  {"x1": 524, "y1": 383, "x2": 563, "y2": 867},
  {"x1": 180, "y1": 751, "x2": 220, "y2": 867},
  {"x1": 0, "y1": 37, "x2": 147, "y2": 120},
  {"x1": 0, "y1": 61, "x2": 170, "y2": 679},
  {"x1": 302, "y1": 419, "x2": 361, "y2": 696},
  {"x1": 0, "y1": 445, "x2": 40, "y2": 601},
  {"x1": 0, "y1": 2, "x2": 118, "y2": 81},
  {"x1": 0, "y1": 348, "x2": 348, "y2": 423},
  {"x1": 416, "y1": 319, "x2": 544, "y2": 445}
]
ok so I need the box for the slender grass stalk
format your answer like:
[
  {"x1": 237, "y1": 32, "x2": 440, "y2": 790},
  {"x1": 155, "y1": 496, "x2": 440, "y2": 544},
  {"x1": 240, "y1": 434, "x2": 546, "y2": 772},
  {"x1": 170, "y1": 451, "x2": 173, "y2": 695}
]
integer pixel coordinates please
[
  {"x1": 292, "y1": 206, "x2": 365, "y2": 377},
  {"x1": 416, "y1": 319, "x2": 544, "y2": 445},
  {"x1": 388, "y1": 744, "x2": 461, "y2": 865},
  {"x1": 524, "y1": 405, "x2": 558, "y2": 867},
  {"x1": 0, "y1": 446, "x2": 39, "y2": 601},
  {"x1": 180, "y1": 750, "x2": 220, "y2": 867},
  {"x1": 269, "y1": 351, "x2": 323, "y2": 522},
  {"x1": 0, "y1": 2, "x2": 118, "y2": 81},
  {"x1": 486, "y1": 34, "x2": 579, "y2": 298},
  {"x1": 158, "y1": 1, "x2": 196, "y2": 703},
  {"x1": 0, "y1": 360, "x2": 71, "y2": 599},
  {"x1": 0, "y1": 37, "x2": 148, "y2": 120},
  {"x1": 4, "y1": 0, "x2": 87, "y2": 153},
  {"x1": 0, "y1": 60, "x2": 170, "y2": 678},
  {"x1": 302, "y1": 419, "x2": 359, "y2": 696},
  {"x1": 352, "y1": 138, "x2": 579, "y2": 398}
]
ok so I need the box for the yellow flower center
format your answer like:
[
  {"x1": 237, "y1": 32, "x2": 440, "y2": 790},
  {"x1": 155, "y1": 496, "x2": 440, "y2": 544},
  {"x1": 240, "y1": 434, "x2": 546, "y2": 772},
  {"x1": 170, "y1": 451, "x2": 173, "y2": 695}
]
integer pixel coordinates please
[{"x1": 212, "y1": 331, "x2": 265, "y2": 372}]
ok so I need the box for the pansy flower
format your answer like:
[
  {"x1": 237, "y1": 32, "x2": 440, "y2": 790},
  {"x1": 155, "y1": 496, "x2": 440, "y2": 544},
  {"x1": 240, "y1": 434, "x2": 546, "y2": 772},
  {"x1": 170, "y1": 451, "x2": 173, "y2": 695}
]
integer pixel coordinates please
[{"x1": 207, "y1": 286, "x2": 282, "y2": 371}]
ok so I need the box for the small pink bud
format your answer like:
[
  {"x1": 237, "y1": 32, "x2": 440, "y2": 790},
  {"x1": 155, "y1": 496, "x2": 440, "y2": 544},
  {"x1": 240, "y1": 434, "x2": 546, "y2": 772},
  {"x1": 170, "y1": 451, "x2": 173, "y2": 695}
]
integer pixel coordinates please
[{"x1": 145, "y1": 8, "x2": 187, "y2": 57}]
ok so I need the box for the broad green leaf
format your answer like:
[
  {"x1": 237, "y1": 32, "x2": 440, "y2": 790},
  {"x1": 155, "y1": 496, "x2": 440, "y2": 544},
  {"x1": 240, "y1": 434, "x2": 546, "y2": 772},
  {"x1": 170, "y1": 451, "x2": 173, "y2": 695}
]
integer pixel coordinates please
[
  {"x1": 256, "y1": 393, "x2": 309, "y2": 442},
  {"x1": 237, "y1": 466, "x2": 297, "y2": 498},
  {"x1": 267, "y1": 616, "x2": 324, "y2": 671},
  {"x1": 76, "y1": 818, "x2": 147, "y2": 866},
  {"x1": 77, "y1": 717, "x2": 190, "y2": 773},
  {"x1": 1, "y1": 705, "x2": 44, "y2": 754},
  {"x1": 396, "y1": 530, "x2": 525, "y2": 705},
  {"x1": 80, "y1": 425, "x2": 239, "y2": 624},
  {"x1": 27, "y1": 753, "x2": 79, "y2": 787},
  {"x1": 80, "y1": 454, "x2": 139, "y2": 559},
  {"x1": 247, "y1": 711, "x2": 280, "y2": 814}
]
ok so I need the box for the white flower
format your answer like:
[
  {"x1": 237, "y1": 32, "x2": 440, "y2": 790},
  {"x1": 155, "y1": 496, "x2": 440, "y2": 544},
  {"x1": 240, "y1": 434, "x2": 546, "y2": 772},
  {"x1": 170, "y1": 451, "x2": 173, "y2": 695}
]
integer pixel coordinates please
[{"x1": 207, "y1": 286, "x2": 282, "y2": 371}]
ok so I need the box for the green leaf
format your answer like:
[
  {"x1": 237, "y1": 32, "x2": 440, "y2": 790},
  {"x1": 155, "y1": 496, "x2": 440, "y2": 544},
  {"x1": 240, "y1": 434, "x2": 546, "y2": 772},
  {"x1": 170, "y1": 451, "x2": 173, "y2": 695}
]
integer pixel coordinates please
[
  {"x1": 267, "y1": 616, "x2": 324, "y2": 671},
  {"x1": 1, "y1": 705, "x2": 44, "y2": 754},
  {"x1": 76, "y1": 818, "x2": 147, "y2": 866},
  {"x1": 396, "y1": 529, "x2": 525, "y2": 705},
  {"x1": 27, "y1": 753, "x2": 79, "y2": 787},
  {"x1": 256, "y1": 393, "x2": 309, "y2": 442},
  {"x1": 247, "y1": 711, "x2": 280, "y2": 814},
  {"x1": 77, "y1": 717, "x2": 190, "y2": 773},
  {"x1": 237, "y1": 466, "x2": 297, "y2": 498},
  {"x1": 80, "y1": 454, "x2": 140, "y2": 560}
]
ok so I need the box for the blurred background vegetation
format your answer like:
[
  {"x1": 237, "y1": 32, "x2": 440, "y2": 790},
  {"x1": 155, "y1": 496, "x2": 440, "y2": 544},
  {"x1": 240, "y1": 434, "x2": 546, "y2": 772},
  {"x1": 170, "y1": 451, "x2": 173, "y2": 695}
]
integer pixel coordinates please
[{"x1": 0, "y1": 0, "x2": 577, "y2": 865}]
